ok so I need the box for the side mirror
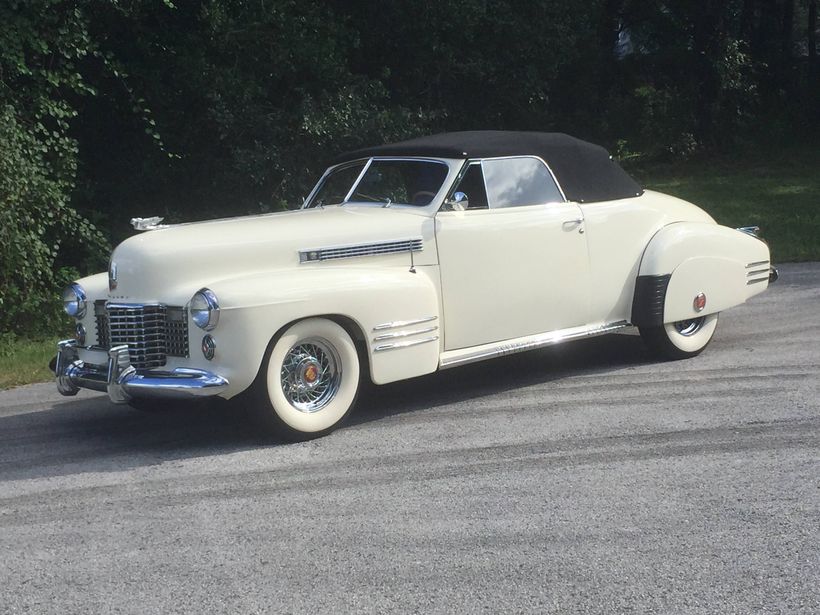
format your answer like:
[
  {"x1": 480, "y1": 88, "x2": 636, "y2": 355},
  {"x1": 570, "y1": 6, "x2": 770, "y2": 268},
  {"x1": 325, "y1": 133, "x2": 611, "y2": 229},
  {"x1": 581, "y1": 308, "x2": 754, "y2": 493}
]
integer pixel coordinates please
[{"x1": 443, "y1": 191, "x2": 469, "y2": 211}]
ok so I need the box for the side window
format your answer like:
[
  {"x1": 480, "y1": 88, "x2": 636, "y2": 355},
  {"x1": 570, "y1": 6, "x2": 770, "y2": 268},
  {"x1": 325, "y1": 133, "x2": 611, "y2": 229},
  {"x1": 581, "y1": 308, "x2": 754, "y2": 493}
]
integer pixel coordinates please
[
  {"x1": 451, "y1": 162, "x2": 489, "y2": 209},
  {"x1": 482, "y1": 157, "x2": 564, "y2": 209}
]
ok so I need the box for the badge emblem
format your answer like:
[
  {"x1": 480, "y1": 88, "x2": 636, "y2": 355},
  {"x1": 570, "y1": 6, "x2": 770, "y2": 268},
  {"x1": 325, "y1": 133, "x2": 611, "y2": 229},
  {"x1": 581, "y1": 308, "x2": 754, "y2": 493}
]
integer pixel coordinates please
[{"x1": 109, "y1": 261, "x2": 118, "y2": 291}]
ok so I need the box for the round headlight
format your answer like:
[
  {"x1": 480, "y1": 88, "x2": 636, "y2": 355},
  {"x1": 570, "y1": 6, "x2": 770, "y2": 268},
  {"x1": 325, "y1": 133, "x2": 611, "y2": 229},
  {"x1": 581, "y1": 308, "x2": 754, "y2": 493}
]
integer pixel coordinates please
[
  {"x1": 190, "y1": 288, "x2": 219, "y2": 331},
  {"x1": 62, "y1": 283, "x2": 87, "y2": 318}
]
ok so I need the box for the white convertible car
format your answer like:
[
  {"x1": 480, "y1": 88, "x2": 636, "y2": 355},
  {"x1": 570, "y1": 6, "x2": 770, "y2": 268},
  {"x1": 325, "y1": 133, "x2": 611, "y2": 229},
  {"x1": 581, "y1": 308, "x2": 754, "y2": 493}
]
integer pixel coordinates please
[{"x1": 55, "y1": 131, "x2": 776, "y2": 439}]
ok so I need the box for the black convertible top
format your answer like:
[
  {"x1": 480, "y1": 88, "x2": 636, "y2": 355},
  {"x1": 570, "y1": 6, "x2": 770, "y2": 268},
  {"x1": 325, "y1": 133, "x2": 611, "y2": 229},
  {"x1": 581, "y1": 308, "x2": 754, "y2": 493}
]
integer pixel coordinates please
[{"x1": 333, "y1": 131, "x2": 643, "y2": 203}]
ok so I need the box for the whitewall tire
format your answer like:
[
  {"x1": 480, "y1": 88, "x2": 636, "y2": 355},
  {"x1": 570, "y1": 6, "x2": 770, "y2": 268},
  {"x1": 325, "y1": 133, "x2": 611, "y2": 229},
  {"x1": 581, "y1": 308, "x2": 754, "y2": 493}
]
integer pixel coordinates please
[
  {"x1": 252, "y1": 318, "x2": 360, "y2": 440},
  {"x1": 640, "y1": 313, "x2": 719, "y2": 360}
]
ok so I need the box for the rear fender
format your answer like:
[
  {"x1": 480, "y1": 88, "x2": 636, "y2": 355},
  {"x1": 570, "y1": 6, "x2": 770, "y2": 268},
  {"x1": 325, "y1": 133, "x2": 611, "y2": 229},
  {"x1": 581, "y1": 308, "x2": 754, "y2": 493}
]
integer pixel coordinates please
[{"x1": 633, "y1": 222, "x2": 770, "y2": 325}]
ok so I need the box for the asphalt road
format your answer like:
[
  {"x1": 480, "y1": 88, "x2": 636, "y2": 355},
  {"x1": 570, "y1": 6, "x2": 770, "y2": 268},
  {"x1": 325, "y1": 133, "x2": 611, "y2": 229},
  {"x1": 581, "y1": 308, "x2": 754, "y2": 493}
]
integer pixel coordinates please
[{"x1": 1, "y1": 263, "x2": 818, "y2": 614}]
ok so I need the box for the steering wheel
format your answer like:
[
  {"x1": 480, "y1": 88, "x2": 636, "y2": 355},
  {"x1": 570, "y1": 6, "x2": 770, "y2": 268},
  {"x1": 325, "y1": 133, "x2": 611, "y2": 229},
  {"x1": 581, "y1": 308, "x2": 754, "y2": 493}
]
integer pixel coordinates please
[{"x1": 411, "y1": 191, "x2": 437, "y2": 206}]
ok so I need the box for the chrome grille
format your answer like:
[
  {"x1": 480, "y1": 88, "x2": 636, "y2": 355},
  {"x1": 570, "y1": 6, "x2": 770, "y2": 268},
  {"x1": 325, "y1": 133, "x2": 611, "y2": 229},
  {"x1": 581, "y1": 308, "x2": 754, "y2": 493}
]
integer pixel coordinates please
[
  {"x1": 165, "y1": 307, "x2": 189, "y2": 357},
  {"x1": 94, "y1": 302, "x2": 189, "y2": 368}
]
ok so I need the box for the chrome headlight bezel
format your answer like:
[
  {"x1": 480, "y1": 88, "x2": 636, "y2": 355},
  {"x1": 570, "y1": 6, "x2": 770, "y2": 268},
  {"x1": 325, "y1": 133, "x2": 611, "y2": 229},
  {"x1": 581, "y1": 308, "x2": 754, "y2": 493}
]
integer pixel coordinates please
[
  {"x1": 190, "y1": 288, "x2": 220, "y2": 331},
  {"x1": 62, "y1": 283, "x2": 87, "y2": 319}
]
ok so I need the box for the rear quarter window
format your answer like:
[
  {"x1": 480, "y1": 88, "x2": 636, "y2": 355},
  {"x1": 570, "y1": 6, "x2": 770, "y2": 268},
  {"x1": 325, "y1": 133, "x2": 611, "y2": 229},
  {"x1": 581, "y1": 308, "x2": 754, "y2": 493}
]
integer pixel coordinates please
[{"x1": 482, "y1": 157, "x2": 564, "y2": 208}]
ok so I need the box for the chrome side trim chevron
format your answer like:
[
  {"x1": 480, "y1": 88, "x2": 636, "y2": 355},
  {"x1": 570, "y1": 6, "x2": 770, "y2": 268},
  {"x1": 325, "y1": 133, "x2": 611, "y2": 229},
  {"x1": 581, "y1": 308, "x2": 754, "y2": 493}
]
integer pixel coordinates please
[
  {"x1": 373, "y1": 316, "x2": 438, "y2": 331},
  {"x1": 300, "y1": 238, "x2": 423, "y2": 263},
  {"x1": 746, "y1": 261, "x2": 771, "y2": 285},
  {"x1": 373, "y1": 336, "x2": 439, "y2": 352},
  {"x1": 373, "y1": 326, "x2": 439, "y2": 342},
  {"x1": 439, "y1": 321, "x2": 630, "y2": 369}
]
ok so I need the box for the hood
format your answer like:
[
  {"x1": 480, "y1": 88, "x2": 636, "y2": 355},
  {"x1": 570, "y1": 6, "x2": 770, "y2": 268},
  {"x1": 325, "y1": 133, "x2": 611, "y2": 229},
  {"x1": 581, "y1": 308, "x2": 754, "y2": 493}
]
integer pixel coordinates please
[{"x1": 107, "y1": 206, "x2": 432, "y2": 303}]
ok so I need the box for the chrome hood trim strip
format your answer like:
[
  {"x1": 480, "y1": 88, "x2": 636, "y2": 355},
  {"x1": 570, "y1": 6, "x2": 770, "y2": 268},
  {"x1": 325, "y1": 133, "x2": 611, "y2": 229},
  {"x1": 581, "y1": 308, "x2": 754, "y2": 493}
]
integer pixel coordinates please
[{"x1": 300, "y1": 238, "x2": 423, "y2": 263}]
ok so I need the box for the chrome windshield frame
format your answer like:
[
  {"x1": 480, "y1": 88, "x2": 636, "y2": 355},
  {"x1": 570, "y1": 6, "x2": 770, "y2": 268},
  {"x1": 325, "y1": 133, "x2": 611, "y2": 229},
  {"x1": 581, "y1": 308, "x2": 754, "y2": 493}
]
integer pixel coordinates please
[{"x1": 303, "y1": 157, "x2": 458, "y2": 211}]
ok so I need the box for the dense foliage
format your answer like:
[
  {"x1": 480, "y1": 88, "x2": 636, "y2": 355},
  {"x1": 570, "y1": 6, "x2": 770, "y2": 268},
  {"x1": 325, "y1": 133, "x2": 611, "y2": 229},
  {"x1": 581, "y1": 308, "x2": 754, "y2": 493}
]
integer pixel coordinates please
[
  {"x1": 1, "y1": 0, "x2": 818, "y2": 335},
  {"x1": 0, "y1": 1, "x2": 109, "y2": 334}
]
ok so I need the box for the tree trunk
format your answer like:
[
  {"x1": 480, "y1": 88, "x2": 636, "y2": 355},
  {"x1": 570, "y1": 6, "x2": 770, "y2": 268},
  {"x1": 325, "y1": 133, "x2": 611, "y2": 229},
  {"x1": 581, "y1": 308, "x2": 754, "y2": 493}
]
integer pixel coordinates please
[
  {"x1": 810, "y1": 0, "x2": 818, "y2": 74},
  {"x1": 755, "y1": 0, "x2": 780, "y2": 60},
  {"x1": 740, "y1": 0, "x2": 756, "y2": 41},
  {"x1": 692, "y1": 1, "x2": 725, "y2": 144},
  {"x1": 781, "y1": 0, "x2": 794, "y2": 91},
  {"x1": 781, "y1": 0, "x2": 794, "y2": 58},
  {"x1": 597, "y1": 0, "x2": 625, "y2": 102}
]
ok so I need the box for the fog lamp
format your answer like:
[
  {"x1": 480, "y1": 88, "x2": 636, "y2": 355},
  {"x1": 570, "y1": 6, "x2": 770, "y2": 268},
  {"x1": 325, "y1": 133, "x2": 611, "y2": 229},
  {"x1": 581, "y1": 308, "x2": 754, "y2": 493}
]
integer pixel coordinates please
[
  {"x1": 75, "y1": 323, "x2": 87, "y2": 346},
  {"x1": 201, "y1": 334, "x2": 216, "y2": 360}
]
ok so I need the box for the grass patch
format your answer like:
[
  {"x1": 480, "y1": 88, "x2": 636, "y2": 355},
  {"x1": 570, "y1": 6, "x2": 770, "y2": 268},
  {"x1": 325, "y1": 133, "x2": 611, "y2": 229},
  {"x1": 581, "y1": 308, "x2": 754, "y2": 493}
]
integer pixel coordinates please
[
  {"x1": 634, "y1": 145, "x2": 820, "y2": 262},
  {"x1": 0, "y1": 335, "x2": 58, "y2": 390}
]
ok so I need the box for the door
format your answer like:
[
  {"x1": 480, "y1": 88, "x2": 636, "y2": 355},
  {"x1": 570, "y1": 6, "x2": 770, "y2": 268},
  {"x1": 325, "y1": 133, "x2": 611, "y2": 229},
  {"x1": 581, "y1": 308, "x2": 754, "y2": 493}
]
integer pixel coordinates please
[{"x1": 435, "y1": 157, "x2": 591, "y2": 351}]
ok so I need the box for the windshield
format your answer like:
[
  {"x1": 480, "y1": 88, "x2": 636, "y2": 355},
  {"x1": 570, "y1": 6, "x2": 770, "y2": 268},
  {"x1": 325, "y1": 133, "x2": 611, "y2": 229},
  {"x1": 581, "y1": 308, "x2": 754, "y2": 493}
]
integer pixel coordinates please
[{"x1": 307, "y1": 159, "x2": 449, "y2": 208}]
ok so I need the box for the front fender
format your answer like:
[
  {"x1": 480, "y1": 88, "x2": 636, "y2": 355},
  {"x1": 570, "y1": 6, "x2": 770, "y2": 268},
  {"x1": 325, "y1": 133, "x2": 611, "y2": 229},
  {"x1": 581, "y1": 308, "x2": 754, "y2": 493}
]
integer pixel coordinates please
[
  {"x1": 204, "y1": 265, "x2": 441, "y2": 395},
  {"x1": 633, "y1": 222, "x2": 771, "y2": 325}
]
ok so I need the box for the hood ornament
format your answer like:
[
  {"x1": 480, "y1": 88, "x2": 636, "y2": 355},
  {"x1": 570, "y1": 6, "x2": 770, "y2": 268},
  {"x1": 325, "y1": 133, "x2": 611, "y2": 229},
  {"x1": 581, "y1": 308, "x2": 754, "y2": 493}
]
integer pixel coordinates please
[{"x1": 130, "y1": 216, "x2": 168, "y2": 231}]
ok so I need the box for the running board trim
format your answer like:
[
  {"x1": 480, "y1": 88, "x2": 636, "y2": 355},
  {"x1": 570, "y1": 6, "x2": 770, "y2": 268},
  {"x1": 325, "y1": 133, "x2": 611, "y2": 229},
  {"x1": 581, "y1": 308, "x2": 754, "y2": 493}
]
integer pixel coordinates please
[{"x1": 439, "y1": 321, "x2": 631, "y2": 369}]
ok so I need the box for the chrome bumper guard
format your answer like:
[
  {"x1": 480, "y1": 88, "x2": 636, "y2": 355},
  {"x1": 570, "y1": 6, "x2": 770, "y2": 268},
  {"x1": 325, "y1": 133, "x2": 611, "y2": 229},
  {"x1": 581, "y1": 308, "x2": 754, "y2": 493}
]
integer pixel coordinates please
[
  {"x1": 769, "y1": 266, "x2": 779, "y2": 283},
  {"x1": 55, "y1": 340, "x2": 229, "y2": 403}
]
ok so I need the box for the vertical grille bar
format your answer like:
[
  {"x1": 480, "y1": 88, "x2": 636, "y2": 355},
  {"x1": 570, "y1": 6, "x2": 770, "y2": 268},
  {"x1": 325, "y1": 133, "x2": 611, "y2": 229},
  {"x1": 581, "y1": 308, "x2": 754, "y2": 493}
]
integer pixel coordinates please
[{"x1": 94, "y1": 300, "x2": 110, "y2": 349}]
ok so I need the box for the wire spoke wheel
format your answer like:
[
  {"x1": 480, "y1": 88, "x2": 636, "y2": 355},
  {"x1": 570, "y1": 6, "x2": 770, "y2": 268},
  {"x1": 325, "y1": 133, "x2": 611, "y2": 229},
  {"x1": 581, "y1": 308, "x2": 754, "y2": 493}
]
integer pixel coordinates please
[
  {"x1": 280, "y1": 338, "x2": 342, "y2": 413},
  {"x1": 253, "y1": 318, "x2": 360, "y2": 440},
  {"x1": 640, "y1": 313, "x2": 719, "y2": 360},
  {"x1": 673, "y1": 317, "x2": 706, "y2": 337}
]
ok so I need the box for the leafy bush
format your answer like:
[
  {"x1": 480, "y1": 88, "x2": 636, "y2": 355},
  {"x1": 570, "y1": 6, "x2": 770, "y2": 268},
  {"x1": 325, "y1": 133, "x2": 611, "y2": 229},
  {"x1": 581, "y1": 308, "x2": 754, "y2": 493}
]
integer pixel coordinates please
[
  {"x1": 0, "y1": 2, "x2": 109, "y2": 336},
  {"x1": 0, "y1": 105, "x2": 108, "y2": 335}
]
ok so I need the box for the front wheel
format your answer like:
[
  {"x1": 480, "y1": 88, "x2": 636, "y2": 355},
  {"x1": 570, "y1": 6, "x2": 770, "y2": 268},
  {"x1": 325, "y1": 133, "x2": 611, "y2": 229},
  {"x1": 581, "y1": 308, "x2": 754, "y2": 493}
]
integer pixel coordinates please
[
  {"x1": 250, "y1": 318, "x2": 360, "y2": 441},
  {"x1": 639, "y1": 313, "x2": 719, "y2": 360}
]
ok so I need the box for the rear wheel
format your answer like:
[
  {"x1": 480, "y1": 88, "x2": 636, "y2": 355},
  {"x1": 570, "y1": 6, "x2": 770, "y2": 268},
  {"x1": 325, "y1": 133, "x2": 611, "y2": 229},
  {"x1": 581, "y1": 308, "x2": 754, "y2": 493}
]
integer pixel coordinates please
[
  {"x1": 250, "y1": 318, "x2": 360, "y2": 440},
  {"x1": 639, "y1": 313, "x2": 719, "y2": 360}
]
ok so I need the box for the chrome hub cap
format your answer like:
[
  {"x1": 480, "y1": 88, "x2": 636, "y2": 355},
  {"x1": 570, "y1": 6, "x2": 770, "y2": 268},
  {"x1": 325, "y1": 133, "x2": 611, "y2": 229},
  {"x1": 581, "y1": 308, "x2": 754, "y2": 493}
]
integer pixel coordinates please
[
  {"x1": 674, "y1": 317, "x2": 706, "y2": 337},
  {"x1": 280, "y1": 338, "x2": 341, "y2": 413}
]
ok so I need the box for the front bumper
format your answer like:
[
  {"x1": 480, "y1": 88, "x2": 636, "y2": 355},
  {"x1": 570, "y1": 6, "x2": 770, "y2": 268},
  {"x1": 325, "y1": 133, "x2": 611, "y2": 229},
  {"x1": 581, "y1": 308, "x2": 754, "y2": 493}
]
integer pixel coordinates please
[{"x1": 55, "y1": 340, "x2": 229, "y2": 403}]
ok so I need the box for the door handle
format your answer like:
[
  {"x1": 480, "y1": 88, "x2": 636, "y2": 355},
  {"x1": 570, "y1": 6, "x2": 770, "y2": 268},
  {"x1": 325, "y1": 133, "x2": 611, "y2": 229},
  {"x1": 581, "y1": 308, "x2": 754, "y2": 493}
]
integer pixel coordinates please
[{"x1": 562, "y1": 218, "x2": 585, "y2": 234}]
